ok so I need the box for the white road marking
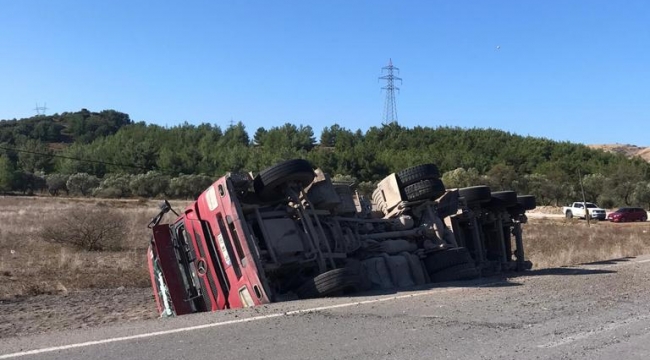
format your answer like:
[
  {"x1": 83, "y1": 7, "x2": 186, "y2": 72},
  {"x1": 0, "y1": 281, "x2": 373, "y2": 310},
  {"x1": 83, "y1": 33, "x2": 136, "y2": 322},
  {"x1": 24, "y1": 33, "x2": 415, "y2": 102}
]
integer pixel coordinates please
[
  {"x1": 0, "y1": 282, "x2": 501, "y2": 359},
  {"x1": 537, "y1": 314, "x2": 650, "y2": 348}
]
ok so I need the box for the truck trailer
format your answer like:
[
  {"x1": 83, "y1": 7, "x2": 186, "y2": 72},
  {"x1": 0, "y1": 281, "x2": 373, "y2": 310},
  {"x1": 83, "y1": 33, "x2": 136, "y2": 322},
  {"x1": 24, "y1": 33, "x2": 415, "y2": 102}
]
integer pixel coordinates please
[{"x1": 147, "y1": 159, "x2": 535, "y2": 317}]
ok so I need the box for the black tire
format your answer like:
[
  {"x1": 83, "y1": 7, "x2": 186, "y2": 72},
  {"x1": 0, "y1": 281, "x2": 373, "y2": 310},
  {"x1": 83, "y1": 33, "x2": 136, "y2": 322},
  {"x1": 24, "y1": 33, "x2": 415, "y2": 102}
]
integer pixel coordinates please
[
  {"x1": 430, "y1": 262, "x2": 480, "y2": 283},
  {"x1": 516, "y1": 195, "x2": 536, "y2": 211},
  {"x1": 396, "y1": 164, "x2": 440, "y2": 187},
  {"x1": 403, "y1": 179, "x2": 446, "y2": 202},
  {"x1": 295, "y1": 268, "x2": 361, "y2": 299},
  {"x1": 253, "y1": 159, "x2": 315, "y2": 201},
  {"x1": 458, "y1": 186, "x2": 492, "y2": 205},
  {"x1": 566, "y1": 210, "x2": 573, "y2": 219},
  {"x1": 487, "y1": 191, "x2": 518, "y2": 209},
  {"x1": 424, "y1": 247, "x2": 474, "y2": 275}
]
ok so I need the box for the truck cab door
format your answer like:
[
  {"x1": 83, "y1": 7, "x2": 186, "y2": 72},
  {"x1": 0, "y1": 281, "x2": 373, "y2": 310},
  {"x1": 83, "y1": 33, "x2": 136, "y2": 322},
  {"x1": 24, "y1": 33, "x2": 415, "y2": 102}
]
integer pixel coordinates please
[{"x1": 148, "y1": 224, "x2": 194, "y2": 316}]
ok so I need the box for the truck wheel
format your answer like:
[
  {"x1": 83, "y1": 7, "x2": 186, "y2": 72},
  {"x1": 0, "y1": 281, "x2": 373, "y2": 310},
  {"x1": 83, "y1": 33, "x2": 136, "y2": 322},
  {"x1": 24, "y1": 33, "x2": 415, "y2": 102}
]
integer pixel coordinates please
[
  {"x1": 396, "y1": 163, "x2": 440, "y2": 187},
  {"x1": 295, "y1": 268, "x2": 361, "y2": 299},
  {"x1": 566, "y1": 210, "x2": 573, "y2": 219},
  {"x1": 430, "y1": 262, "x2": 480, "y2": 283},
  {"x1": 516, "y1": 195, "x2": 536, "y2": 210},
  {"x1": 253, "y1": 159, "x2": 315, "y2": 201},
  {"x1": 458, "y1": 186, "x2": 492, "y2": 205},
  {"x1": 423, "y1": 247, "x2": 473, "y2": 275},
  {"x1": 486, "y1": 191, "x2": 518, "y2": 209},
  {"x1": 403, "y1": 179, "x2": 446, "y2": 201}
]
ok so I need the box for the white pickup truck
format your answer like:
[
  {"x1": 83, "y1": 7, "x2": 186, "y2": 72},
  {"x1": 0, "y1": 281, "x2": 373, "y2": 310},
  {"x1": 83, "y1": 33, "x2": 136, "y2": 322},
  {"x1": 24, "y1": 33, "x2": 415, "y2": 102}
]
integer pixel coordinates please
[{"x1": 562, "y1": 202, "x2": 607, "y2": 220}]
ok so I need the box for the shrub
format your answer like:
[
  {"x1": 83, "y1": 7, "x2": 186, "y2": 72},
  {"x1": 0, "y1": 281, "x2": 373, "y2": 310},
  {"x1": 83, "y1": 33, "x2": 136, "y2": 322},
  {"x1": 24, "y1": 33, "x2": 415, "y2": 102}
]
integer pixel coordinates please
[
  {"x1": 93, "y1": 173, "x2": 134, "y2": 198},
  {"x1": 129, "y1": 171, "x2": 170, "y2": 198},
  {"x1": 14, "y1": 172, "x2": 47, "y2": 195},
  {"x1": 67, "y1": 173, "x2": 100, "y2": 196},
  {"x1": 168, "y1": 174, "x2": 214, "y2": 199},
  {"x1": 92, "y1": 187, "x2": 125, "y2": 198},
  {"x1": 442, "y1": 168, "x2": 481, "y2": 189},
  {"x1": 331, "y1": 174, "x2": 357, "y2": 184},
  {"x1": 39, "y1": 208, "x2": 128, "y2": 251},
  {"x1": 45, "y1": 173, "x2": 69, "y2": 196}
]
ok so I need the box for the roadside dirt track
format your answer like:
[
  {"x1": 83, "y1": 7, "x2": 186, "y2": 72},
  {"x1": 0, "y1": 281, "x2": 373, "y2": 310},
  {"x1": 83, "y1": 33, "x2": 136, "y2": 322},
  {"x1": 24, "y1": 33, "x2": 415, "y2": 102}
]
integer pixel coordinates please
[
  {"x1": 3, "y1": 255, "x2": 650, "y2": 360},
  {"x1": 0, "y1": 288, "x2": 157, "y2": 339}
]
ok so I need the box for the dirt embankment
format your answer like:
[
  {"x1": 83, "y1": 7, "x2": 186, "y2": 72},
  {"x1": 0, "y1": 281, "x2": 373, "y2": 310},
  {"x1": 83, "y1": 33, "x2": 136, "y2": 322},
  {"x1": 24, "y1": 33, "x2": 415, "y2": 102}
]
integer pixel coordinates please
[{"x1": 588, "y1": 143, "x2": 650, "y2": 162}]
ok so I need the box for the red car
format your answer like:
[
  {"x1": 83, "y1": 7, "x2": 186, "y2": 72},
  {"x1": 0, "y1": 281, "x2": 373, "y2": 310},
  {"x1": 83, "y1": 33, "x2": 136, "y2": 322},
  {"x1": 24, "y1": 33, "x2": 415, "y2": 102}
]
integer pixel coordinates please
[{"x1": 607, "y1": 207, "x2": 648, "y2": 222}]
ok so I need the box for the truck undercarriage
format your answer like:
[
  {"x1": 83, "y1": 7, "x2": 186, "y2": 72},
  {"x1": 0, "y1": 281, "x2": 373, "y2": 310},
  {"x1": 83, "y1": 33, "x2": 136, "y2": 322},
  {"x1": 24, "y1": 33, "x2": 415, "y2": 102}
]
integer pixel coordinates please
[{"x1": 147, "y1": 159, "x2": 535, "y2": 316}]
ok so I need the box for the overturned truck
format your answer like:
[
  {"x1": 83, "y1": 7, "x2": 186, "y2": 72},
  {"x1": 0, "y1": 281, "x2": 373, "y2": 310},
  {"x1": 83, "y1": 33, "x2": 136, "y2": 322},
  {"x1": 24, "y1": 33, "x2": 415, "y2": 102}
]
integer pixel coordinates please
[{"x1": 147, "y1": 159, "x2": 536, "y2": 316}]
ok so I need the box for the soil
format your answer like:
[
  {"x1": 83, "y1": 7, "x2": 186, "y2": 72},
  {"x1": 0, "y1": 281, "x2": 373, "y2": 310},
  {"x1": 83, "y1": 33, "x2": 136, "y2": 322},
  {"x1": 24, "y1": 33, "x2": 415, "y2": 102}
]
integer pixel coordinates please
[
  {"x1": 0, "y1": 287, "x2": 158, "y2": 339},
  {"x1": 588, "y1": 143, "x2": 650, "y2": 162}
]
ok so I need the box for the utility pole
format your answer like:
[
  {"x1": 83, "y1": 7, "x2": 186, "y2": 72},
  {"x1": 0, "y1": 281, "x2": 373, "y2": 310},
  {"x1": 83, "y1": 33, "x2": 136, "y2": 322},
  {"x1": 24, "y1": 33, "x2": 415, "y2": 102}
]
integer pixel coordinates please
[
  {"x1": 379, "y1": 59, "x2": 402, "y2": 125},
  {"x1": 578, "y1": 169, "x2": 590, "y2": 227}
]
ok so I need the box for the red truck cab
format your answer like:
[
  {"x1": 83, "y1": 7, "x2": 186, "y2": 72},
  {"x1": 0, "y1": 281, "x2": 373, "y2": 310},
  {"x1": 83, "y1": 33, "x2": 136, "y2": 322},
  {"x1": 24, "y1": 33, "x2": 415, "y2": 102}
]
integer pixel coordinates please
[{"x1": 148, "y1": 175, "x2": 270, "y2": 316}]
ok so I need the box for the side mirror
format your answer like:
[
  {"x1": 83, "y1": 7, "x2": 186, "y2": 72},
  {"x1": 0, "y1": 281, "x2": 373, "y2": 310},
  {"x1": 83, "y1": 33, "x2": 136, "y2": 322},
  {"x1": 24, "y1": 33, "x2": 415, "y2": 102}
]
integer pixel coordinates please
[{"x1": 159, "y1": 199, "x2": 172, "y2": 212}]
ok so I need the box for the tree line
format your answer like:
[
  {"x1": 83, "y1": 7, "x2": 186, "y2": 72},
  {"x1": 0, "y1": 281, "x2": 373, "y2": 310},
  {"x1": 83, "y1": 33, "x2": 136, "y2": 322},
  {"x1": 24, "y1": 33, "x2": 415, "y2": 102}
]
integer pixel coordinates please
[{"x1": 1, "y1": 110, "x2": 649, "y2": 207}]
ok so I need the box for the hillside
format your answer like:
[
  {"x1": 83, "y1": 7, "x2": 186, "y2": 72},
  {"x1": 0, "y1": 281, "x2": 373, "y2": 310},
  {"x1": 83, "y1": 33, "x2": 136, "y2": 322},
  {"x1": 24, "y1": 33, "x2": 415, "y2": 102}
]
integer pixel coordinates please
[
  {"x1": 1, "y1": 111, "x2": 650, "y2": 208},
  {"x1": 0, "y1": 109, "x2": 132, "y2": 145},
  {"x1": 589, "y1": 144, "x2": 650, "y2": 163}
]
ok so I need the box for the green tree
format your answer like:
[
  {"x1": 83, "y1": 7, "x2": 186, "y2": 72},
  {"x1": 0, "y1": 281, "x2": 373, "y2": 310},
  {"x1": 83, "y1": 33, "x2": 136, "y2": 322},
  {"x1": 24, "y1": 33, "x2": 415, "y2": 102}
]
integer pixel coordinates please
[
  {"x1": 581, "y1": 173, "x2": 607, "y2": 202},
  {"x1": 605, "y1": 162, "x2": 644, "y2": 205},
  {"x1": 56, "y1": 143, "x2": 107, "y2": 175},
  {"x1": 17, "y1": 139, "x2": 54, "y2": 173},
  {"x1": 520, "y1": 174, "x2": 553, "y2": 205},
  {"x1": 0, "y1": 155, "x2": 17, "y2": 193},
  {"x1": 220, "y1": 122, "x2": 250, "y2": 147},
  {"x1": 252, "y1": 127, "x2": 267, "y2": 146},
  {"x1": 485, "y1": 163, "x2": 517, "y2": 191},
  {"x1": 632, "y1": 181, "x2": 650, "y2": 208}
]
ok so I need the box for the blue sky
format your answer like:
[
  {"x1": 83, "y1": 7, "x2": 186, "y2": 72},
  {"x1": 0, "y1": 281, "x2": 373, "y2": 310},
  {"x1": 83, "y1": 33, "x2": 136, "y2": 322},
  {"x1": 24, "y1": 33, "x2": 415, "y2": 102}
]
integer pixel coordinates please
[{"x1": 1, "y1": 0, "x2": 648, "y2": 145}]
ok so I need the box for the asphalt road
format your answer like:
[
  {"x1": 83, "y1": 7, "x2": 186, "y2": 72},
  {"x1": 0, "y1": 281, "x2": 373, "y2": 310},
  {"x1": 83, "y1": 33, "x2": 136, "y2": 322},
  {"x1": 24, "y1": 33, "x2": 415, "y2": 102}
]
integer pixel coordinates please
[{"x1": 3, "y1": 256, "x2": 650, "y2": 360}]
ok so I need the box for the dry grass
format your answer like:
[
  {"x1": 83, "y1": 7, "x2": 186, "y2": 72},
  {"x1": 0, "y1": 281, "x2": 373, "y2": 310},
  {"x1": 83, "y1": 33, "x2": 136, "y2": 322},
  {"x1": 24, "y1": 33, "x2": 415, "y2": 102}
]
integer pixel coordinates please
[
  {"x1": 0, "y1": 196, "x2": 191, "y2": 299},
  {"x1": 1, "y1": 196, "x2": 649, "y2": 299},
  {"x1": 523, "y1": 217, "x2": 650, "y2": 269}
]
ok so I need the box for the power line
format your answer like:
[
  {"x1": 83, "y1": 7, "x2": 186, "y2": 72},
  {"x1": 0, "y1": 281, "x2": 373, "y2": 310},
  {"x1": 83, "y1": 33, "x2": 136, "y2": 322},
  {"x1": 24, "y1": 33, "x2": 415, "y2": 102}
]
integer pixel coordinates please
[{"x1": 0, "y1": 145, "x2": 152, "y2": 171}]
